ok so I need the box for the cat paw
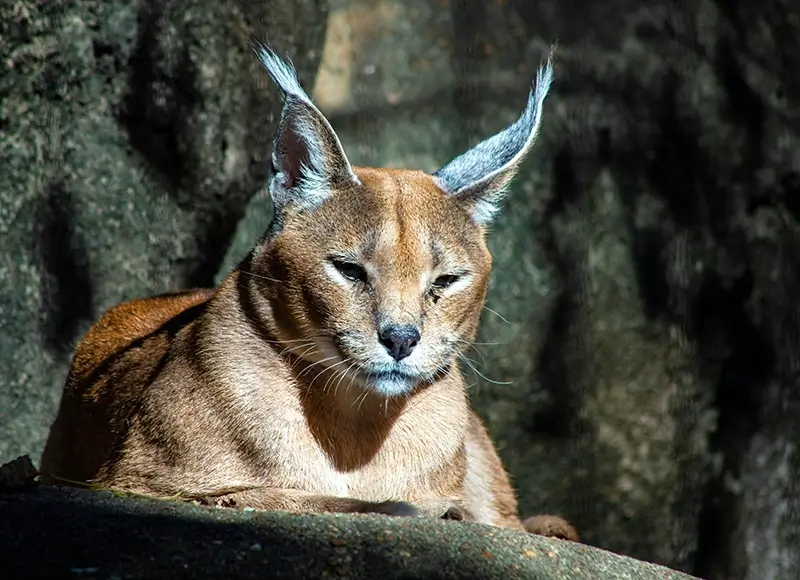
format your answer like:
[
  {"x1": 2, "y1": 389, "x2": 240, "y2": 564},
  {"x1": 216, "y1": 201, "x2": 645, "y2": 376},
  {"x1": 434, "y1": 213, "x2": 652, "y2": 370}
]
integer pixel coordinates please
[
  {"x1": 362, "y1": 500, "x2": 421, "y2": 517},
  {"x1": 365, "y1": 498, "x2": 474, "y2": 522},
  {"x1": 413, "y1": 498, "x2": 475, "y2": 522},
  {"x1": 523, "y1": 514, "x2": 579, "y2": 541}
]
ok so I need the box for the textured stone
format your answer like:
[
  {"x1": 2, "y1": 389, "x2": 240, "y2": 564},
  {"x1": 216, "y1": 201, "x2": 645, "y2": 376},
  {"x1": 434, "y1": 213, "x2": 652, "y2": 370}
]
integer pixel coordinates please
[{"x1": 0, "y1": 485, "x2": 698, "y2": 580}]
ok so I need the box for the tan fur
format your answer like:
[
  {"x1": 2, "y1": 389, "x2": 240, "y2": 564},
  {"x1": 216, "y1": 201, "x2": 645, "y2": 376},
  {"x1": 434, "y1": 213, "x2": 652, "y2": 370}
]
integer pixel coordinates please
[
  {"x1": 41, "y1": 166, "x2": 574, "y2": 535},
  {"x1": 523, "y1": 515, "x2": 580, "y2": 542}
]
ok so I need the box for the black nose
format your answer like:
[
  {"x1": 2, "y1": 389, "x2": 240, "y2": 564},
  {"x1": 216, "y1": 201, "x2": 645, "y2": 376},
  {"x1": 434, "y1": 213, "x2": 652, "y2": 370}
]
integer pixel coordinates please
[{"x1": 378, "y1": 324, "x2": 421, "y2": 361}]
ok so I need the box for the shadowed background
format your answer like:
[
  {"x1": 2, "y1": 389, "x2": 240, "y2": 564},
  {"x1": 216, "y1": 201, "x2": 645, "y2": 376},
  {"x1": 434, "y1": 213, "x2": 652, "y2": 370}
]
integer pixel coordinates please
[{"x1": 1, "y1": 1, "x2": 798, "y2": 578}]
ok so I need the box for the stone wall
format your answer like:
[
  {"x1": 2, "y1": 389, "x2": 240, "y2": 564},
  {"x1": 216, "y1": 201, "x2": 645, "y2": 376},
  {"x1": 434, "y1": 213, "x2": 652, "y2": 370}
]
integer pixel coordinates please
[{"x1": 2, "y1": 1, "x2": 799, "y2": 578}]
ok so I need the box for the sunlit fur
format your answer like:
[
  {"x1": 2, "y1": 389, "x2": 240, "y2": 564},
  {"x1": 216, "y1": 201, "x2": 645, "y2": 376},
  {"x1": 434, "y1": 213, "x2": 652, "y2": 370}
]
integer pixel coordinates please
[
  {"x1": 250, "y1": 43, "x2": 554, "y2": 397},
  {"x1": 38, "y1": 41, "x2": 576, "y2": 539},
  {"x1": 248, "y1": 166, "x2": 492, "y2": 397}
]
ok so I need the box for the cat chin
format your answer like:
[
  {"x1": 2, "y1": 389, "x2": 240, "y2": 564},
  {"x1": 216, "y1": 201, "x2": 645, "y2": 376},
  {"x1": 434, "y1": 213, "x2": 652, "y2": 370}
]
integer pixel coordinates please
[{"x1": 361, "y1": 371, "x2": 421, "y2": 397}]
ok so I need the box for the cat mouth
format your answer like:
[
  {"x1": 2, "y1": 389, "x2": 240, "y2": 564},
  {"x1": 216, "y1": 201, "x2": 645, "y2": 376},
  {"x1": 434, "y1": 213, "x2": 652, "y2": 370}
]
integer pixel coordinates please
[
  {"x1": 363, "y1": 368, "x2": 416, "y2": 382},
  {"x1": 297, "y1": 338, "x2": 418, "y2": 383},
  {"x1": 363, "y1": 369, "x2": 410, "y2": 379},
  {"x1": 308, "y1": 334, "x2": 447, "y2": 396},
  {"x1": 358, "y1": 364, "x2": 450, "y2": 396},
  {"x1": 298, "y1": 342, "x2": 447, "y2": 397},
  {"x1": 358, "y1": 368, "x2": 421, "y2": 397}
]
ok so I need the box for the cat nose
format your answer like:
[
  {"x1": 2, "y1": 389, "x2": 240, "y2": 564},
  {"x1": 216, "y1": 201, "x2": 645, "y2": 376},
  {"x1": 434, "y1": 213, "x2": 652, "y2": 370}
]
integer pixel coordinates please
[{"x1": 378, "y1": 324, "x2": 421, "y2": 361}]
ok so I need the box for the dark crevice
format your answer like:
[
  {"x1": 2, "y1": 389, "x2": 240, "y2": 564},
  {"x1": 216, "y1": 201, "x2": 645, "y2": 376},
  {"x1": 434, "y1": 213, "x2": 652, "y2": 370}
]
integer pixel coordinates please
[
  {"x1": 716, "y1": 39, "x2": 765, "y2": 170},
  {"x1": 186, "y1": 210, "x2": 243, "y2": 288},
  {"x1": 35, "y1": 181, "x2": 94, "y2": 355},
  {"x1": 692, "y1": 272, "x2": 773, "y2": 578},
  {"x1": 645, "y1": 73, "x2": 704, "y2": 228},
  {"x1": 527, "y1": 147, "x2": 584, "y2": 439},
  {"x1": 780, "y1": 172, "x2": 800, "y2": 221},
  {"x1": 92, "y1": 39, "x2": 114, "y2": 60},
  {"x1": 529, "y1": 286, "x2": 582, "y2": 439},
  {"x1": 119, "y1": 1, "x2": 200, "y2": 202},
  {"x1": 543, "y1": 146, "x2": 580, "y2": 222},
  {"x1": 632, "y1": 228, "x2": 670, "y2": 321},
  {"x1": 597, "y1": 127, "x2": 613, "y2": 165}
]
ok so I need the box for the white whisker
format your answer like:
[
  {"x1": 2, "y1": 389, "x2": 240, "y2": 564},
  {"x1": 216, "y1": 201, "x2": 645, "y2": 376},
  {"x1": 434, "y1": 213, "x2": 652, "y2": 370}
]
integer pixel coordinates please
[
  {"x1": 458, "y1": 352, "x2": 513, "y2": 385},
  {"x1": 315, "y1": 357, "x2": 352, "y2": 392},
  {"x1": 483, "y1": 306, "x2": 513, "y2": 325},
  {"x1": 239, "y1": 269, "x2": 284, "y2": 285},
  {"x1": 297, "y1": 355, "x2": 340, "y2": 379},
  {"x1": 334, "y1": 360, "x2": 360, "y2": 398},
  {"x1": 456, "y1": 339, "x2": 488, "y2": 366}
]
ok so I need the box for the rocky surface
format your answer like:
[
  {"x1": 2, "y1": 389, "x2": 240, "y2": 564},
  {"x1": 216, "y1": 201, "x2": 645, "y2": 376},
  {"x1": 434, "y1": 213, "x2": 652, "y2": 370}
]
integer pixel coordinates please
[
  {"x1": 0, "y1": 485, "x2": 697, "y2": 580},
  {"x1": 2, "y1": 1, "x2": 799, "y2": 579}
]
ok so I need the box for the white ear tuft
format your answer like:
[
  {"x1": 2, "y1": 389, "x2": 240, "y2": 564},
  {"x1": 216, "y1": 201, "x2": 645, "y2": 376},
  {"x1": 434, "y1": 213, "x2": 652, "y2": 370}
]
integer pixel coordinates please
[
  {"x1": 433, "y1": 50, "x2": 555, "y2": 225},
  {"x1": 253, "y1": 43, "x2": 314, "y2": 110}
]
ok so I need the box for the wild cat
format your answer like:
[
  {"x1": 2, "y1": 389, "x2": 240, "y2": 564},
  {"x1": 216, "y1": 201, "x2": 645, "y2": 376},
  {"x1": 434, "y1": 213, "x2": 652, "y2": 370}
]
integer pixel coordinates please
[{"x1": 40, "y1": 41, "x2": 577, "y2": 540}]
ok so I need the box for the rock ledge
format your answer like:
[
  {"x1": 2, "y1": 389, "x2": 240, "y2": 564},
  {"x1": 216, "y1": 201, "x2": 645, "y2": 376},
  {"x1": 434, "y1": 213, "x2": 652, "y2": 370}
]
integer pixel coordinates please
[{"x1": 0, "y1": 485, "x2": 698, "y2": 579}]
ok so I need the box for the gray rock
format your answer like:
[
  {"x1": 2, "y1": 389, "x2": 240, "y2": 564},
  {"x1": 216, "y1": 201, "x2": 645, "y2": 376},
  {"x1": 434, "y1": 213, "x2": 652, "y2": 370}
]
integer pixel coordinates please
[{"x1": 0, "y1": 485, "x2": 698, "y2": 580}]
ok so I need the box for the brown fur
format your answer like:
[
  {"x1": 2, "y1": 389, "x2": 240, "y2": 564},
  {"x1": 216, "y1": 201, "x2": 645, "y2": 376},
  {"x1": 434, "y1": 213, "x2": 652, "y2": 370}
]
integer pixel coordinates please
[
  {"x1": 41, "y1": 49, "x2": 577, "y2": 538},
  {"x1": 523, "y1": 515, "x2": 580, "y2": 542}
]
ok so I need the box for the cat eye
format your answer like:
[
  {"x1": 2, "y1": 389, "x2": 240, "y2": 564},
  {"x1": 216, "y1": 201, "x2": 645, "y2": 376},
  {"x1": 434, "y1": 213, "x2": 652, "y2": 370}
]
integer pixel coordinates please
[
  {"x1": 432, "y1": 274, "x2": 459, "y2": 289},
  {"x1": 332, "y1": 260, "x2": 368, "y2": 283}
]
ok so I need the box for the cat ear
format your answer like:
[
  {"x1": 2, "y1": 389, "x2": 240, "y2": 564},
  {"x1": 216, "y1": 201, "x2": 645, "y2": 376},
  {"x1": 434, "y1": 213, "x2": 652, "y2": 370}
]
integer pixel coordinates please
[
  {"x1": 253, "y1": 41, "x2": 358, "y2": 211},
  {"x1": 433, "y1": 52, "x2": 554, "y2": 225}
]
